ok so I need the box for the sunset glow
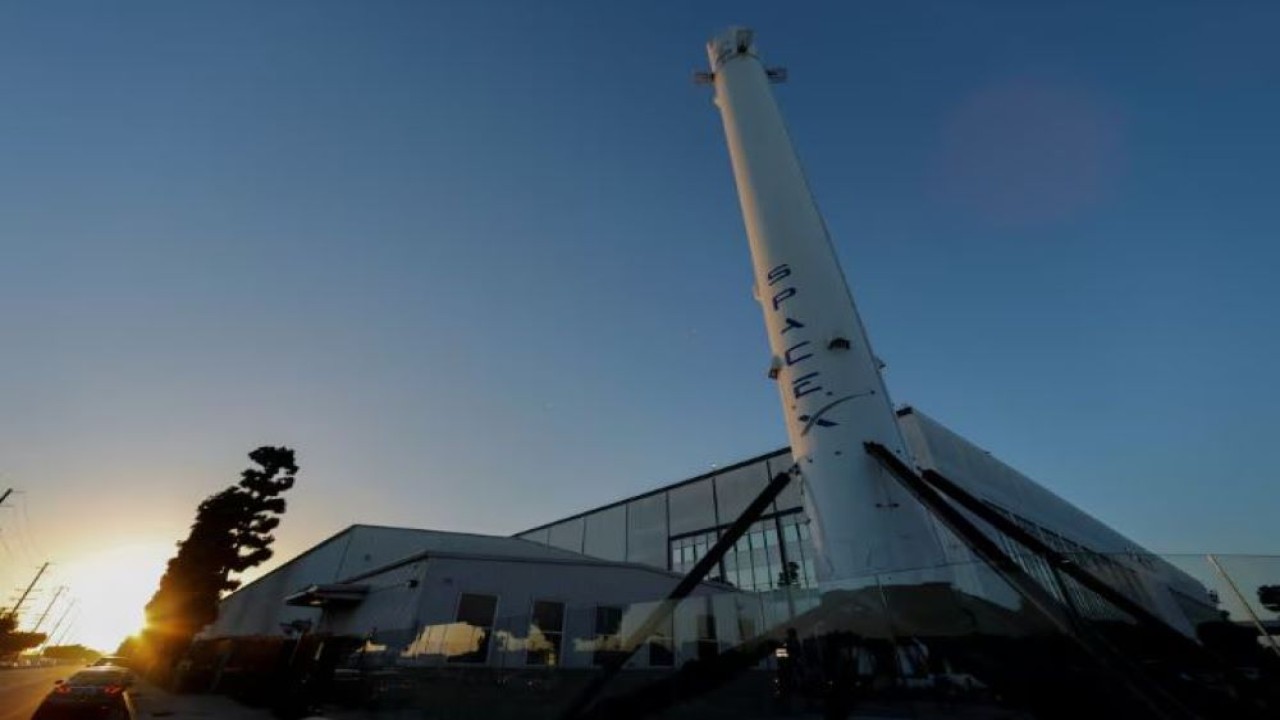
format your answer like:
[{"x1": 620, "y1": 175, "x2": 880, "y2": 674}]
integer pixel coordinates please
[{"x1": 59, "y1": 542, "x2": 172, "y2": 652}]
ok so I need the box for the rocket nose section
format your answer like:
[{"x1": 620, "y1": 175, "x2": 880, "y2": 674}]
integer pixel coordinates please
[{"x1": 707, "y1": 27, "x2": 756, "y2": 70}]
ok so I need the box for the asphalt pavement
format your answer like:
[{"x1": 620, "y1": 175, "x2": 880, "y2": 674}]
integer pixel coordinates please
[
  {"x1": 1, "y1": 669, "x2": 276, "y2": 720},
  {"x1": 0, "y1": 666, "x2": 70, "y2": 720},
  {"x1": 130, "y1": 681, "x2": 272, "y2": 720}
]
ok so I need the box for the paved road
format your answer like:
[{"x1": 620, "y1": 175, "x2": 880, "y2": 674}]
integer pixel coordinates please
[{"x1": 0, "y1": 667, "x2": 68, "y2": 720}]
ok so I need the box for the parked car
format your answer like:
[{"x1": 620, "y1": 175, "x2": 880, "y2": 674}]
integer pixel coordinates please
[{"x1": 32, "y1": 667, "x2": 136, "y2": 720}]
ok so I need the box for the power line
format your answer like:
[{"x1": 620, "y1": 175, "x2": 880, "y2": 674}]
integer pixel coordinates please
[
  {"x1": 0, "y1": 491, "x2": 38, "y2": 566},
  {"x1": 31, "y1": 585, "x2": 67, "y2": 633},
  {"x1": 8, "y1": 561, "x2": 49, "y2": 621},
  {"x1": 41, "y1": 598, "x2": 77, "y2": 651},
  {"x1": 17, "y1": 493, "x2": 42, "y2": 562},
  {"x1": 0, "y1": 529, "x2": 14, "y2": 563},
  {"x1": 52, "y1": 610, "x2": 78, "y2": 647},
  {"x1": 0, "y1": 487, "x2": 29, "y2": 569}
]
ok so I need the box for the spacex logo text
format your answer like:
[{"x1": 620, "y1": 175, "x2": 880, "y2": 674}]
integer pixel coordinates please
[{"x1": 766, "y1": 263, "x2": 863, "y2": 436}]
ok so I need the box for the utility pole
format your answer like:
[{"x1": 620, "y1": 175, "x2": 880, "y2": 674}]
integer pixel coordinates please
[
  {"x1": 31, "y1": 584, "x2": 66, "y2": 633},
  {"x1": 52, "y1": 615, "x2": 76, "y2": 647},
  {"x1": 0, "y1": 489, "x2": 18, "y2": 565},
  {"x1": 9, "y1": 561, "x2": 49, "y2": 621},
  {"x1": 1208, "y1": 554, "x2": 1280, "y2": 658},
  {"x1": 41, "y1": 598, "x2": 76, "y2": 650}
]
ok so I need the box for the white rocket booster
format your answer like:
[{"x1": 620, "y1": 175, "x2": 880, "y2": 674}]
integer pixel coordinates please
[{"x1": 705, "y1": 28, "x2": 947, "y2": 584}]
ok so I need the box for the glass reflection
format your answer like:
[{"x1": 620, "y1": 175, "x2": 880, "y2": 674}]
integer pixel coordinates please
[
  {"x1": 445, "y1": 593, "x2": 497, "y2": 663},
  {"x1": 626, "y1": 493, "x2": 668, "y2": 568}
]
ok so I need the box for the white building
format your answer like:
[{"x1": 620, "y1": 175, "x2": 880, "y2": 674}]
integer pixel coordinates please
[
  {"x1": 202, "y1": 525, "x2": 753, "y2": 671},
  {"x1": 199, "y1": 406, "x2": 1215, "y2": 672}
]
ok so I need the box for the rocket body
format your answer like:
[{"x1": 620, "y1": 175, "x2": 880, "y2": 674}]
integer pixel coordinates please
[{"x1": 706, "y1": 29, "x2": 946, "y2": 584}]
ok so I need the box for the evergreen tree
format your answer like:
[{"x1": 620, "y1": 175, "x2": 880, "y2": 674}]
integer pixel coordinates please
[
  {"x1": 42, "y1": 644, "x2": 101, "y2": 663},
  {"x1": 0, "y1": 610, "x2": 47, "y2": 656},
  {"x1": 140, "y1": 446, "x2": 298, "y2": 666}
]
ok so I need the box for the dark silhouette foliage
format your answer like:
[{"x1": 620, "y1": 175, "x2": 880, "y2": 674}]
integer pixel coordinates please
[
  {"x1": 42, "y1": 644, "x2": 101, "y2": 663},
  {"x1": 0, "y1": 610, "x2": 47, "y2": 656},
  {"x1": 1260, "y1": 585, "x2": 1280, "y2": 614},
  {"x1": 139, "y1": 446, "x2": 298, "y2": 667},
  {"x1": 777, "y1": 561, "x2": 801, "y2": 588}
]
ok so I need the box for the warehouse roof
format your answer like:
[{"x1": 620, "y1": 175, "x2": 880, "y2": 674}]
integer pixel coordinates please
[
  {"x1": 221, "y1": 523, "x2": 592, "y2": 604},
  {"x1": 347, "y1": 525, "x2": 598, "y2": 564}
]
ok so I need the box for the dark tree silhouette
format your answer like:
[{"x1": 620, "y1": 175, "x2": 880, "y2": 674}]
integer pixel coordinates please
[
  {"x1": 43, "y1": 644, "x2": 101, "y2": 663},
  {"x1": 139, "y1": 446, "x2": 298, "y2": 668},
  {"x1": 1259, "y1": 585, "x2": 1280, "y2": 614},
  {"x1": 777, "y1": 561, "x2": 801, "y2": 588},
  {"x1": 0, "y1": 610, "x2": 47, "y2": 656}
]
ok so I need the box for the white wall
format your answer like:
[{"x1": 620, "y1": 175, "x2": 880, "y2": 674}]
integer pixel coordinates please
[
  {"x1": 202, "y1": 528, "x2": 353, "y2": 638},
  {"x1": 324, "y1": 555, "x2": 757, "y2": 670},
  {"x1": 205, "y1": 525, "x2": 462, "y2": 639}
]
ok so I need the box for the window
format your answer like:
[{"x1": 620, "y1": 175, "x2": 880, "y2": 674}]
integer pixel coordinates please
[
  {"x1": 768, "y1": 454, "x2": 802, "y2": 511},
  {"x1": 627, "y1": 494, "x2": 668, "y2": 568},
  {"x1": 670, "y1": 530, "x2": 722, "y2": 576},
  {"x1": 548, "y1": 518, "x2": 585, "y2": 553},
  {"x1": 444, "y1": 593, "x2": 498, "y2": 664},
  {"x1": 648, "y1": 617, "x2": 674, "y2": 667},
  {"x1": 593, "y1": 606, "x2": 625, "y2": 666},
  {"x1": 583, "y1": 505, "x2": 627, "y2": 561},
  {"x1": 713, "y1": 463, "x2": 771, "y2": 524},
  {"x1": 667, "y1": 480, "x2": 716, "y2": 535},
  {"x1": 696, "y1": 613, "x2": 719, "y2": 661},
  {"x1": 525, "y1": 600, "x2": 565, "y2": 666},
  {"x1": 779, "y1": 514, "x2": 816, "y2": 588}
]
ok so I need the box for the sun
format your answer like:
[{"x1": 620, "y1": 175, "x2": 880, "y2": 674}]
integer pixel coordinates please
[{"x1": 59, "y1": 542, "x2": 173, "y2": 653}]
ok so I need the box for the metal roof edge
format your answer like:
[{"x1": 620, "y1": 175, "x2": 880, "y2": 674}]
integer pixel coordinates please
[
  {"x1": 512, "y1": 446, "x2": 792, "y2": 537},
  {"x1": 216, "y1": 523, "x2": 364, "y2": 603},
  {"x1": 335, "y1": 547, "x2": 737, "y2": 591}
]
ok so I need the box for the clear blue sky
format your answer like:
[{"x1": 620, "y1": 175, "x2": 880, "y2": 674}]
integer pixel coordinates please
[{"x1": 1, "y1": 1, "x2": 1277, "y2": 648}]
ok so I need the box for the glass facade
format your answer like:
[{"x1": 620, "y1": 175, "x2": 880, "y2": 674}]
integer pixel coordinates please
[
  {"x1": 515, "y1": 437, "x2": 1159, "y2": 621},
  {"x1": 307, "y1": 552, "x2": 1280, "y2": 719},
  {"x1": 547, "y1": 516, "x2": 585, "y2": 553},
  {"x1": 668, "y1": 512, "x2": 817, "y2": 593},
  {"x1": 583, "y1": 504, "x2": 626, "y2": 561},
  {"x1": 767, "y1": 452, "x2": 803, "y2": 512},
  {"x1": 625, "y1": 492, "x2": 668, "y2": 568},
  {"x1": 722, "y1": 514, "x2": 815, "y2": 592},
  {"x1": 517, "y1": 450, "x2": 791, "y2": 574},
  {"x1": 777, "y1": 513, "x2": 817, "y2": 589},
  {"x1": 983, "y1": 499, "x2": 1155, "y2": 622},
  {"x1": 210, "y1": 416, "x2": 1279, "y2": 718},
  {"x1": 667, "y1": 478, "x2": 717, "y2": 536},
  {"x1": 670, "y1": 530, "x2": 718, "y2": 576},
  {"x1": 711, "y1": 463, "x2": 771, "y2": 524}
]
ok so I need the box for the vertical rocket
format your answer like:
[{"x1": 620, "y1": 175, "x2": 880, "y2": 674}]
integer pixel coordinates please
[{"x1": 704, "y1": 28, "x2": 946, "y2": 585}]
